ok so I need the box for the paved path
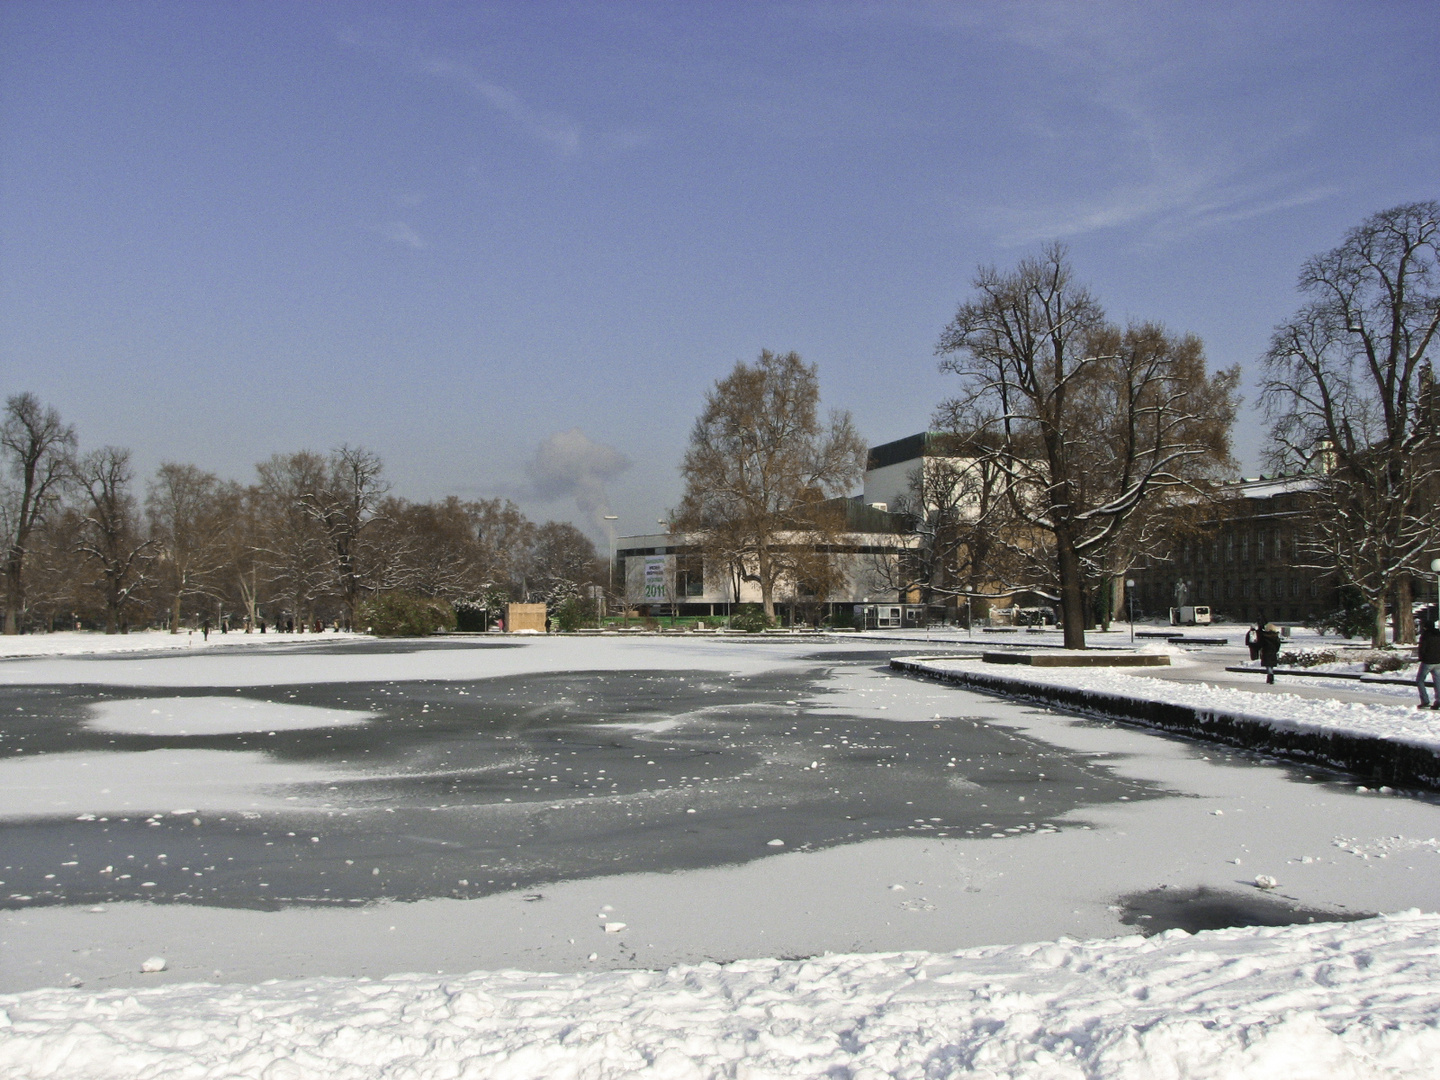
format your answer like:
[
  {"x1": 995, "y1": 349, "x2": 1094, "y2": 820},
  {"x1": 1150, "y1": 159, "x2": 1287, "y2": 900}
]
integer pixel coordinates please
[{"x1": 869, "y1": 630, "x2": 1425, "y2": 710}]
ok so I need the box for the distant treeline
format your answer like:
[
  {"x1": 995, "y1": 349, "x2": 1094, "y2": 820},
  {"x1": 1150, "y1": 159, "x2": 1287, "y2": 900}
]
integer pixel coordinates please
[{"x1": 0, "y1": 393, "x2": 602, "y2": 634}]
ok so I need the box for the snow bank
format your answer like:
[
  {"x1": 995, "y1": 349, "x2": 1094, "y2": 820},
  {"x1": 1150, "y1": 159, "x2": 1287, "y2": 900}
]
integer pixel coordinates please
[
  {"x1": 0, "y1": 629, "x2": 369, "y2": 660},
  {"x1": 2, "y1": 913, "x2": 1437, "y2": 1079},
  {"x1": 897, "y1": 655, "x2": 1440, "y2": 791}
]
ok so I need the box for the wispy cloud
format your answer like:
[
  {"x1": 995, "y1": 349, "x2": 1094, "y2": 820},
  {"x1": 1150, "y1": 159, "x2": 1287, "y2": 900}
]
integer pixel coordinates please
[
  {"x1": 422, "y1": 57, "x2": 581, "y2": 156},
  {"x1": 373, "y1": 221, "x2": 426, "y2": 250},
  {"x1": 887, "y1": 0, "x2": 1342, "y2": 246}
]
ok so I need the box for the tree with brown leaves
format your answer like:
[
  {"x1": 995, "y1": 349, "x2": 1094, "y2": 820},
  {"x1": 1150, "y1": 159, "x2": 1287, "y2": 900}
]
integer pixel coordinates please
[{"x1": 674, "y1": 350, "x2": 866, "y2": 618}]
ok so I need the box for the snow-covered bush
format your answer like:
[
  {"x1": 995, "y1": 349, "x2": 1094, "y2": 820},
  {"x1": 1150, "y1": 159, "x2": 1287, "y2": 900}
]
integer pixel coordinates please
[
  {"x1": 1365, "y1": 651, "x2": 1410, "y2": 674},
  {"x1": 1276, "y1": 648, "x2": 1339, "y2": 668},
  {"x1": 1308, "y1": 587, "x2": 1374, "y2": 639},
  {"x1": 552, "y1": 595, "x2": 595, "y2": 632},
  {"x1": 358, "y1": 593, "x2": 456, "y2": 637}
]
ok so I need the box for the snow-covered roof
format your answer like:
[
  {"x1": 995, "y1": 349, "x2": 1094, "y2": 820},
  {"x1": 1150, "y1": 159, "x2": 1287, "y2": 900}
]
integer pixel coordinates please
[{"x1": 1230, "y1": 475, "x2": 1321, "y2": 500}]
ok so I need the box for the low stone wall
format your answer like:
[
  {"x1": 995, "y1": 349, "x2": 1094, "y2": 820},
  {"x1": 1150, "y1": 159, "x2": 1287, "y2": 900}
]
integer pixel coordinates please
[
  {"x1": 891, "y1": 656, "x2": 1440, "y2": 792},
  {"x1": 981, "y1": 651, "x2": 1170, "y2": 667}
]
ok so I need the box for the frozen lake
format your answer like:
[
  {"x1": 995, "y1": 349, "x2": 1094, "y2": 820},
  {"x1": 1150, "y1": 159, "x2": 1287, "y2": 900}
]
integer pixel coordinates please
[
  {"x1": 0, "y1": 634, "x2": 1436, "y2": 993},
  {"x1": 0, "y1": 640, "x2": 1148, "y2": 909}
]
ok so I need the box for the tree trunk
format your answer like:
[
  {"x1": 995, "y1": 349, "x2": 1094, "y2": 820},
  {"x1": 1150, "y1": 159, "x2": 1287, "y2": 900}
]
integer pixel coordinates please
[
  {"x1": 758, "y1": 549, "x2": 774, "y2": 618},
  {"x1": 1057, "y1": 534, "x2": 1086, "y2": 649},
  {"x1": 1397, "y1": 578, "x2": 1416, "y2": 644},
  {"x1": 1372, "y1": 594, "x2": 1389, "y2": 649},
  {"x1": 4, "y1": 555, "x2": 23, "y2": 634},
  {"x1": 171, "y1": 593, "x2": 183, "y2": 634}
]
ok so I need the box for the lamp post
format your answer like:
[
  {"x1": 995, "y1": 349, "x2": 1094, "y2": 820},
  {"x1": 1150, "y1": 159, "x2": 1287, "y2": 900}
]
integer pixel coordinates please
[
  {"x1": 604, "y1": 515, "x2": 619, "y2": 626},
  {"x1": 1431, "y1": 558, "x2": 1440, "y2": 619},
  {"x1": 1126, "y1": 579, "x2": 1136, "y2": 643},
  {"x1": 658, "y1": 519, "x2": 670, "y2": 624}
]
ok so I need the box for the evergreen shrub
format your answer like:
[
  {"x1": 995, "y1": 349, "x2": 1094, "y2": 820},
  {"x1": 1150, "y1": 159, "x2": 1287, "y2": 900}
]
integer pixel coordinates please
[
  {"x1": 359, "y1": 593, "x2": 456, "y2": 637},
  {"x1": 730, "y1": 604, "x2": 773, "y2": 632}
]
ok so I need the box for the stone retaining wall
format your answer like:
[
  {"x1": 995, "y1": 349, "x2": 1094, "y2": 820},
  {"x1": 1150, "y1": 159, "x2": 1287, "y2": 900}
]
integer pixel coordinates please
[{"x1": 891, "y1": 656, "x2": 1440, "y2": 793}]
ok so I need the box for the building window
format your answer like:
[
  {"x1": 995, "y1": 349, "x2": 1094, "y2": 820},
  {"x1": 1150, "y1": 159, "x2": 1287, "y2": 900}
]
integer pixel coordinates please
[
  {"x1": 1225, "y1": 537, "x2": 1234, "y2": 563},
  {"x1": 1225, "y1": 581, "x2": 1235, "y2": 599},
  {"x1": 1240, "y1": 534, "x2": 1249, "y2": 562},
  {"x1": 676, "y1": 554, "x2": 705, "y2": 598},
  {"x1": 1309, "y1": 580, "x2": 1318, "y2": 598},
  {"x1": 1241, "y1": 581, "x2": 1251, "y2": 598},
  {"x1": 1290, "y1": 578, "x2": 1301, "y2": 598}
]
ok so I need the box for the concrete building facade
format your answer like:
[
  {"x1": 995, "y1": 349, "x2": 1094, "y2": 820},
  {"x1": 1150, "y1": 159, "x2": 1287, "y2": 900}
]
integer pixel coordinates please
[{"x1": 1126, "y1": 476, "x2": 1341, "y2": 626}]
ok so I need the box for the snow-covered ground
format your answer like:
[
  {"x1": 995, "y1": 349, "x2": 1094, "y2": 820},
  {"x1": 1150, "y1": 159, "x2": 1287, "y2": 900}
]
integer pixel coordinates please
[
  {"x1": 0, "y1": 628, "x2": 369, "y2": 659},
  {"x1": 5, "y1": 912, "x2": 1438, "y2": 1079},
  {"x1": 3, "y1": 636, "x2": 1440, "y2": 1077},
  {"x1": 904, "y1": 652, "x2": 1440, "y2": 751}
]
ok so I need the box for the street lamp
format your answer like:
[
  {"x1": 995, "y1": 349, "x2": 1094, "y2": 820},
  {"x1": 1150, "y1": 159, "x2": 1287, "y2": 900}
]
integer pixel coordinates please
[
  {"x1": 1430, "y1": 558, "x2": 1440, "y2": 618},
  {"x1": 657, "y1": 520, "x2": 671, "y2": 623},
  {"x1": 604, "y1": 515, "x2": 619, "y2": 624},
  {"x1": 1126, "y1": 579, "x2": 1136, "y2": 643}
]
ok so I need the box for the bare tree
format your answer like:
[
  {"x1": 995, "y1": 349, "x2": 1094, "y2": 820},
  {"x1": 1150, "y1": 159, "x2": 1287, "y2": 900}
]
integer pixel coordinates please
[
  {"x1": 298, "y1": 446, "x2": 389, "y2": 629},
  {"x1": 22, "y1": 504, "x2": 89, "y2": 631},
  {"x1": 526, "y1": 521, "x2": 601, "y2": 605},
  {"x1": 73, "y1": 447, "x2": 154, "y2": 633},
  {"x1": 936, "y1": 246, "x2": 1239, "y2": 648},
  {"x1": 255, "y1": 451, "x2": 332, "y2": 627},
  {"x1": 865, "y1": 438, "x2": 1016, "y2": 621},
  {"x1": 471, "y1": 498, "x2": 535, "y2": 601},
  {"x1": 1262, "y1": 201, "x2": 1440, "y2": 647},
  {"x1": 146, "y1": 463, "x2": 234, "y2": 632},
  {"x1": 1, "y1": 394, "x2": 77, "y2": 633},
  {"x1": 673, "y1": 350, "x2": 867, "y2": 618}
]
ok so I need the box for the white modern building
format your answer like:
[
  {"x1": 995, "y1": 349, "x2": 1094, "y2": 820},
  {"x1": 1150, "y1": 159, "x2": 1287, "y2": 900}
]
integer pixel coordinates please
[{"x1": 615, "y1": 499, "x2": 914, "y2": 621}]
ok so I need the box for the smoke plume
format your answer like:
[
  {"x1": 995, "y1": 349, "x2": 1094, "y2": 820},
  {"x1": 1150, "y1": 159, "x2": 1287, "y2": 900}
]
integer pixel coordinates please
[{"x1": 524, "y1": 428, "x2": 631, "y2": 539}]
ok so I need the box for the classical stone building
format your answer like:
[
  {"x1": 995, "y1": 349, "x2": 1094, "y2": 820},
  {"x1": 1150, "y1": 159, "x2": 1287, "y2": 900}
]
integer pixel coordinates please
[{"x1": 1127, "y1": 476, "x2": 1340, "y2": 626}]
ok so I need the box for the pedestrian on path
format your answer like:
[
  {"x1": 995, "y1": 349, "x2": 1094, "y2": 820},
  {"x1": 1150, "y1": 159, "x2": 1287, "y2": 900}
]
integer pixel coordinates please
[
  {"x1": 1245, "y1": 622, "x2": 1262, "y2": 661},
  {"x1": 1417, "y1": 614, "x2": 1440, "y2": 708},
  {"x1": 1259, "y1": 623, "x2": 1282, "y2": 684}
]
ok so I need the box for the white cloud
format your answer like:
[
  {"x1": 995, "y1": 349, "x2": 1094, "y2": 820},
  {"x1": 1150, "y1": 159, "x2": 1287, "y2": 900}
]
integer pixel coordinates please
[
  {"x1": 885, "y1": 0, "x2": 1344, "y2": 246},
  {"x1": 374, "y1": 221, "x2": 426, "y2": 250},
  {"x1": 422, "y1": 58, "x2": 582, "y2": 156}
]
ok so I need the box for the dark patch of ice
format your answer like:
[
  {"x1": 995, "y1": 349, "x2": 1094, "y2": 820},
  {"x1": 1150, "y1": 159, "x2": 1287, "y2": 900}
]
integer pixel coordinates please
[{"x1": 1116, "y1": 884, "x2": 1373, "y2": 935}]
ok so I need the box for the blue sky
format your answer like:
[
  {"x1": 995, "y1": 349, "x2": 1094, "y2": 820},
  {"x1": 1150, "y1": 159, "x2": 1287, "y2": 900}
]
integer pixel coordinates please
[{"x1": 2, "y1": 1, "x2": 1436, "y2": 541}]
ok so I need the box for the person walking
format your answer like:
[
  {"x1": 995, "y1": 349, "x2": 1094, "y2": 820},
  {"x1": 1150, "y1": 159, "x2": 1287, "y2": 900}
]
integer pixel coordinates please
[
  {"x1": 1245, "y1": 622, "x2": 1262, "y2": 662},
  {"x1": 1258, "y1": 623, "x2": 1282, "y2": 684},
  {"x1": 1417, "y1": 613, "x2": 1440, "y2": 708}
]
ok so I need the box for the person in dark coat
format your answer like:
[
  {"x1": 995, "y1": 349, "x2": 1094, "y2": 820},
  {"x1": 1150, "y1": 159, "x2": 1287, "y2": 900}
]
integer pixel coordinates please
[
  {"x1": 1245, "y1": 623, "x2": 1262, "y2": 662},
  {"x1": 1258, "y1": 623, "x2": 1282, "y2": 684},
  {"x1": 1417, "y1": 614, "x2": 1440, "y2": 708}
]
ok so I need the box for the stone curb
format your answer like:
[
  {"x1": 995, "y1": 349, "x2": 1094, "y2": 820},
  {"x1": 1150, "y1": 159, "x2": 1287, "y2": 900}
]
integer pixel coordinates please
[{"x1": 891, "y1": 655, "x2": 1440, "y2": 793}]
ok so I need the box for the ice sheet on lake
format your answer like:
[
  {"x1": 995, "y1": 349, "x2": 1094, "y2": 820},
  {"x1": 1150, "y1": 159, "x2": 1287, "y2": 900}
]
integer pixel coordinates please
[
  {"x1": 0, "y1": 749, "x2": 348, "y2": 817},
  {"x1": 85, "y1": 696, "x2": 373, "y2": 736}
]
